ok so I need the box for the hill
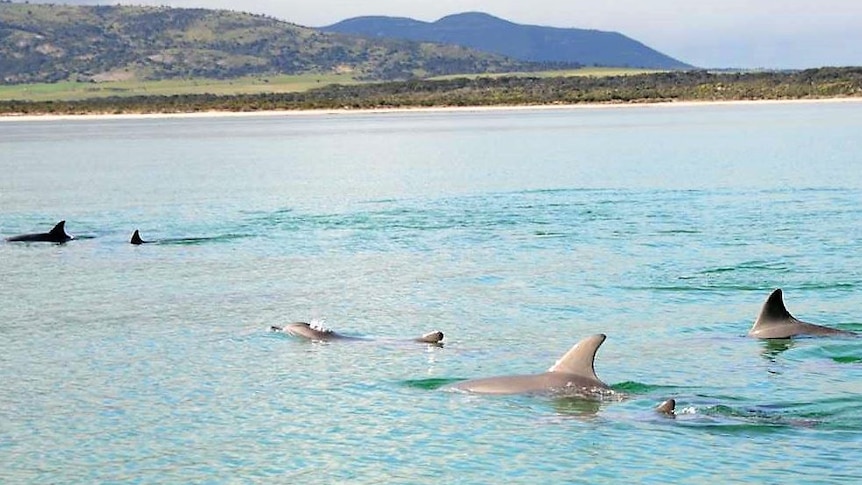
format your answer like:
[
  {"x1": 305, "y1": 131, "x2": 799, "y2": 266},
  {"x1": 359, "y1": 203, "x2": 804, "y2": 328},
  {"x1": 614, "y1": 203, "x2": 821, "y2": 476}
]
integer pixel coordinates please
[
  {"x1": 322, "y1": 12, "x2": 692, "y2": 70},
  {"x1": 0, "y1": 4, "x2": 537, "y2": 84}
]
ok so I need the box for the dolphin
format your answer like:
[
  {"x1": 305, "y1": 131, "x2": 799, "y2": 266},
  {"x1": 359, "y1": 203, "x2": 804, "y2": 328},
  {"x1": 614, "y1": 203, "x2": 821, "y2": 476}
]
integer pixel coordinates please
[
  {"x1": 129, "y1": 229, "x2": 225, "y2": 245},
  {"x1": 748, "y1": 289, "x2": 855, "y2": 339},
  {"x1": 271, "y1": 322, "x2": 444, "y2": 345},
  {"x1": 448, "y1": 334, "x2": 613, "y2": 397},
  {"x1": 653, "y1": 399, "x2": 821, "y2": 427},
  {"x1": 6, "y1": 220, "x2": 73, "y2": 243}
]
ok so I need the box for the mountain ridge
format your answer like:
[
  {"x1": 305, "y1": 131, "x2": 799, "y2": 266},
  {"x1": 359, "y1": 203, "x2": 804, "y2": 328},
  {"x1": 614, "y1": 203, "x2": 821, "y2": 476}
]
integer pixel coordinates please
[
  {"x1": 323, "y1": 12, "x2": 692, "y2": 69},
  {"x1": 0, "y1": 4, "x2": 538, "y2": 84}
]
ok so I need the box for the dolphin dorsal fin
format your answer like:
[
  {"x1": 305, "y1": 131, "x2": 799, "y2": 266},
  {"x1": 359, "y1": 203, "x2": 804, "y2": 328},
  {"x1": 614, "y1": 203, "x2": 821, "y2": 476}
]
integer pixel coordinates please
[
  {"x1": 548, "y1": 334, "x2": 606, "y2": 380},
  {"x1": 49, "y1": 220, "x2": 67, "y2": 237},
  {"x1": 656, "y1": 399, "x2": 676, "y2": 415},
  {"x1": 130, "y1": 230, "x2": 144, "y2": 245},
  {"x1": 755, "y1": 289, "x2": 793, "y2": 326}
]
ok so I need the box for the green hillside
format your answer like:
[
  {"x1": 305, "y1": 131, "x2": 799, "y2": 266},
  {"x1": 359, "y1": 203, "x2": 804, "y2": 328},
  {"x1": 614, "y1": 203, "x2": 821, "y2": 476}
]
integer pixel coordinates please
[{"x1": 0, "y1": 3, "x2": 536, "y2": 84}]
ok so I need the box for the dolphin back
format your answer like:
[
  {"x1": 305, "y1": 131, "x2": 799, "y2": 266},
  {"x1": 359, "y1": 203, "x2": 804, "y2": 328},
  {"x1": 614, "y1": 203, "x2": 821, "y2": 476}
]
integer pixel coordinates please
[
  {"x1": 282, "y1": 322, "x2": 339, "y2": 341},
  {"x1": 749, "y1": 289, "x2": 853, "y2": 338},
  {"x1": 449, "y1": 334, "x2": 611, "y2": 395},
  {"x1": 6, "y1": 220, "x2": 71, "y2": 242}
]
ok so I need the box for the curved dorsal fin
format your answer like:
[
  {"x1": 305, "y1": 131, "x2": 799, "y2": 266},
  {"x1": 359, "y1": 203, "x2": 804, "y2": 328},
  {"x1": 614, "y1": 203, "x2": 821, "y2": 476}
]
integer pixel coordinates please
[
  {"x1": 49, "y1": 220, "x2": 67, "y2": 237},
  {"x1": 130, "y1": 229, "x2": 144, "y2": 245},
  {"x1": 755, "y1": 288, "x2": 793, "y2": 325},
  {"x1": 548, "y1": 334, "x2": 606, "y2": 381},
  {"x1": 656, "y1": 399, "x2": 676, "y2": 415}
]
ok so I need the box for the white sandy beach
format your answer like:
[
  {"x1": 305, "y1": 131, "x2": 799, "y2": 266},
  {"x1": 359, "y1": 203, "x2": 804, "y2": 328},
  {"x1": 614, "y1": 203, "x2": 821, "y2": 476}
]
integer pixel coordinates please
[{"x1": 1, "y1": 96, "x2": 861, "y2": 122}]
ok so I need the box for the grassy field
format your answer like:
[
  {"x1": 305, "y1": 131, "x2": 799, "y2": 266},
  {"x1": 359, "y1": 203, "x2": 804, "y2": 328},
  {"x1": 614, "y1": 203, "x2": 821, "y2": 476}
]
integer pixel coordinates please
[
  {"x1": 0, "y1": 73, "x2": 362, "y2": 102},
  {"x1": 0, "y1": 68, "x2": 658, "y2": 102}
]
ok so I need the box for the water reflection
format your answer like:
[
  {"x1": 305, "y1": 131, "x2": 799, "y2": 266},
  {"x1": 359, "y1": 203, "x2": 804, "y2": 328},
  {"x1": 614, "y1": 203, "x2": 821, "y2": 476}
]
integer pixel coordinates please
[
  {"x1": 550, "y1": 397, "x2": 602, "y2": 417},
  {"x1": 760, "y1": 339, "x2": 794, "y2": 361}
]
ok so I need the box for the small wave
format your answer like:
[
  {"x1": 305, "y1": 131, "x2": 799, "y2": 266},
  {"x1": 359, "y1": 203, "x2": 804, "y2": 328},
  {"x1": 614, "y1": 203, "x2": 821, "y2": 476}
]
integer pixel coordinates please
[
  {"x1": 360, "y1": 198, "x2": 399, "y2": 204},
  {"x1": 533, "y1": 231, "x2": 567, "y2": 238},
  {"x1": 154, "y1": 233, "x2": 252, "y2": 245},
  {"x1": 401, "y1": 377, "x2": 466, "y2": 390},
  {"x1": 610, "y1": 381, "x2": 677, "y2": 394},
  {"x1": 655, "y1": 229, "x2": 700, "y2": 235},
  {"x1": 796, "y1": 342, "x2": 862, "y2": 363},
  {"x1": 618, "y1": 284, "x2": 766, "y2": 292},
  {"x1": 795, "y1": 281, "x2": 860, "y2": 290},
  {"x1": 697, "y1": 266, "x2": 737, "y2": 275},
  {"x1": 831, "y1": 356, "x2": 862, "y2": 363},
  {"x1": 697, "y1": 260, "x2": 791, "y2": 275}
]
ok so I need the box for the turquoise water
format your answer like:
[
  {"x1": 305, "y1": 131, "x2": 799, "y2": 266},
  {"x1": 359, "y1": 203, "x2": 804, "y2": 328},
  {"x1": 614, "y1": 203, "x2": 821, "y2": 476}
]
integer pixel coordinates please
[{"x1": 1, "y1": 102, "x2": 862, "y2": 483}]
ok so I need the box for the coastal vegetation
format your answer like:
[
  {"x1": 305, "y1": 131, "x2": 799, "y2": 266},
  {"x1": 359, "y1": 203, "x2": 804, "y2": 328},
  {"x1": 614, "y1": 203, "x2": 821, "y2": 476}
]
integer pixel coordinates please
[
  {"x1": 0, "y1": 67, "x2": 655, "y2": 102},
  {"x1": 2, "y1": 67, "x2": 860, "y2": 116}
]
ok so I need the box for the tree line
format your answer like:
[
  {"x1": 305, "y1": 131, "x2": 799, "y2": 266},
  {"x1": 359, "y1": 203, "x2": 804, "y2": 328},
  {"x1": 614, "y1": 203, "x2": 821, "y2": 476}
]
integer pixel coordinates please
[{"x1": 2, "y1": 68, "x2": 861, "y2": 115}]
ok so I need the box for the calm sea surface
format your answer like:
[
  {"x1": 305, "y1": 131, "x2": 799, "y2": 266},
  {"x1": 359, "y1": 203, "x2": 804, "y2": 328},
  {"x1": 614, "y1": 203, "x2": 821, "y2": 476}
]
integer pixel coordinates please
[{"x1": 2, "y1": 101, "x2": 862, "y2": 483}]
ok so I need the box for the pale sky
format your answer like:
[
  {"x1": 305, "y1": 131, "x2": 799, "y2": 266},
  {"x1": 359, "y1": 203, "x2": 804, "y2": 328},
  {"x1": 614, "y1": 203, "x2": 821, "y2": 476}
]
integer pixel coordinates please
[{"x1": 41, "y1": 1, "x2": 862, "y2": 69}]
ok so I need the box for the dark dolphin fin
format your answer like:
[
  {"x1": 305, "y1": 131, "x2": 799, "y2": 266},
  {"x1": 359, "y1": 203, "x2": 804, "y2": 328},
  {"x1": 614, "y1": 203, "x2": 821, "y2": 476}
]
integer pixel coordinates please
[
  {"x1": 130, "y1": 229, "x2": 144, "y2": 245},
  {"x1": 49, "y1": 220, "x2": 70, "y2": 240},
  {"x1": 656, "y1": 399, "x2": 676, "y2": 415},
  {"x1": 548, "y1": 334, "x2": 606, "y2": 382}
]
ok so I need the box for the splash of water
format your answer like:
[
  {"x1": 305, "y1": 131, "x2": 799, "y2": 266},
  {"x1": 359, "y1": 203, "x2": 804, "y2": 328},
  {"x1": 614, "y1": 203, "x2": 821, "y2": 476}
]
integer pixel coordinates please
[{"x1": 308, "y1": 318, "x2": 333, "y2": 334}]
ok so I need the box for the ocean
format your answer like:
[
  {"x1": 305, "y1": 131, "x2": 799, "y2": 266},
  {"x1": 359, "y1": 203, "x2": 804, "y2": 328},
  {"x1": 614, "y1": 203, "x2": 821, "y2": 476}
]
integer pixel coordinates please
[{"x1": 1, "y1": 101, "x2": 861, "y2": 483}]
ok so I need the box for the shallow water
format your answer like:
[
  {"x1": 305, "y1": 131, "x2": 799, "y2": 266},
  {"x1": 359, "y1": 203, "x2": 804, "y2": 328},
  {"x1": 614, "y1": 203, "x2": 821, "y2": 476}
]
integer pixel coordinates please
[{"x1": 2, "y1": 102, "x2": 862, "y2": 483}]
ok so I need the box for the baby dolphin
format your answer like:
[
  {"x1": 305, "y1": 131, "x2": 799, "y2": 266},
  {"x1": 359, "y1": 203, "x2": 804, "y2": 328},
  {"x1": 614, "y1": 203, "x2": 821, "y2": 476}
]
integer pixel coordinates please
[
  {"x1": 449, "y1": 334, "x2": 611, "y2": 397},
  {"x1": 748, "y1": 288, "x2": 855, "y2": 339},
  {"x1": 271, "y1": 322, "x2": 444, "y2": 344},
  {"x1": 6, "y1": 220, "x2": 73, "y2": 243}
]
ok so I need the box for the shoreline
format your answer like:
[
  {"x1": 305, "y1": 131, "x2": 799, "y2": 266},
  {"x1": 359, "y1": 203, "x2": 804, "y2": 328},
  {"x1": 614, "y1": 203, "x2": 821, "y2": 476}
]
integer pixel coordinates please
[{"x1": 2, "y1": 96, "x2": 861, "y2": 122}]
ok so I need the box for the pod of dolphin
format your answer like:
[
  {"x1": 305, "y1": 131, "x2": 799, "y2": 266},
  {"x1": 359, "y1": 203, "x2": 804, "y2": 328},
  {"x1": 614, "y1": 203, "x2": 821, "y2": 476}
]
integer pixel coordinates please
[{"x1": 8, "y1": 221, "x2": 858, "y2": 415}]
